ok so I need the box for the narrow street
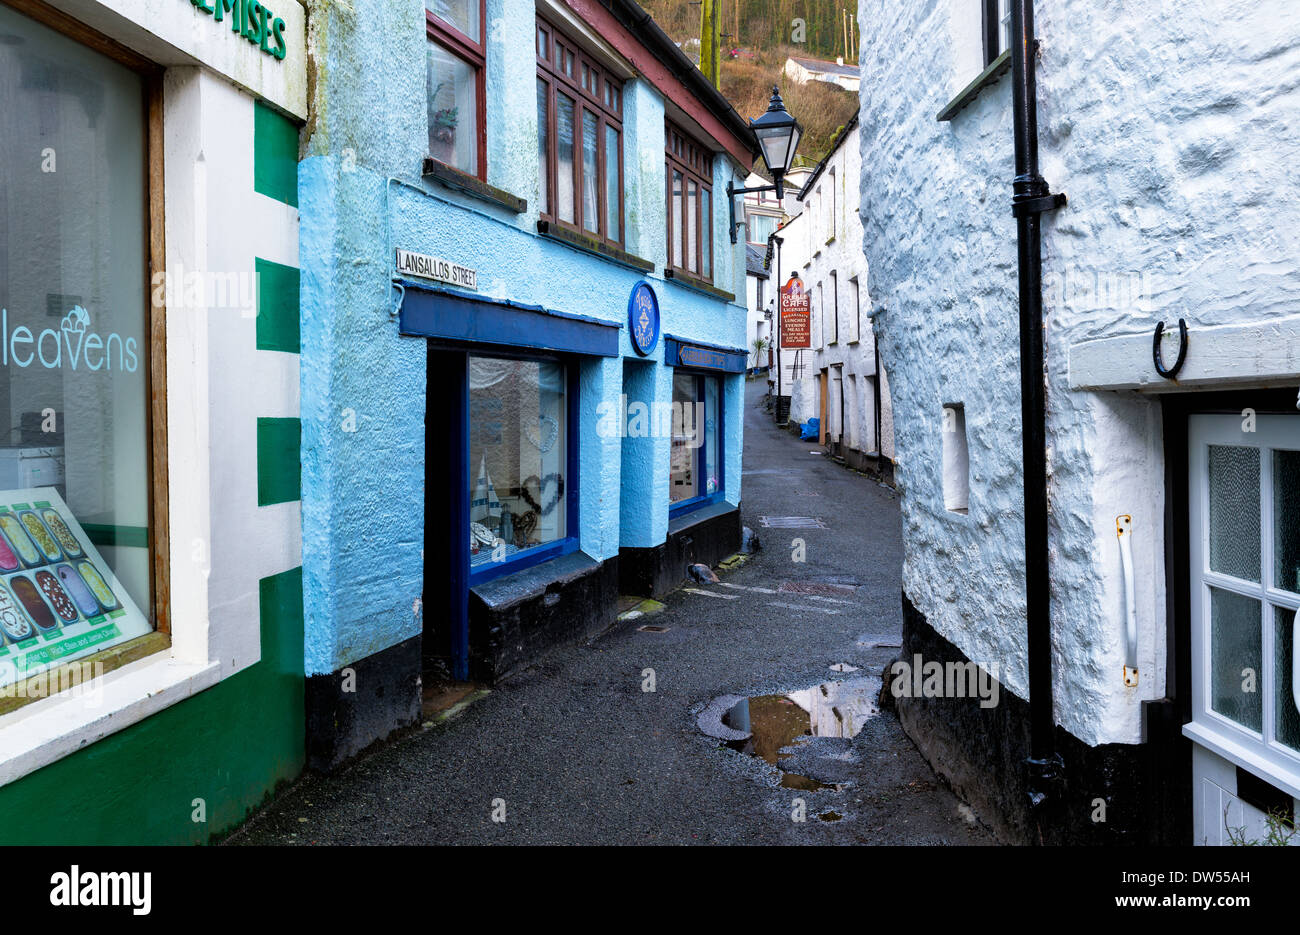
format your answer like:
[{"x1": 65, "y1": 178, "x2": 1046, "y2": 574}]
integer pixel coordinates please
[{"x1": 230, "y1": 380, "x2": 990, "y2": 846}]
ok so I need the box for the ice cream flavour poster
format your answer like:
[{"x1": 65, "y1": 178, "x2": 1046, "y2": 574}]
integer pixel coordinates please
[{"x1": 0, "y1": 487, "x2": 152, "y2": 691}]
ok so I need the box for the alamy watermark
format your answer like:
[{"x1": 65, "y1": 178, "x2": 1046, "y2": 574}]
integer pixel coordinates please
[
  {"x1": 595, "y1": 395, "x2": 706, "y2": 447},
  {"x1": 888, "y1": 654, "x2": 1000, "y2": 709}
]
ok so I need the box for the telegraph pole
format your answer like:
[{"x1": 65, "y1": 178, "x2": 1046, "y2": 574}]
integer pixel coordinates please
[{"x1": 699, "y1": 0, "x2": 720, "y2": 86}]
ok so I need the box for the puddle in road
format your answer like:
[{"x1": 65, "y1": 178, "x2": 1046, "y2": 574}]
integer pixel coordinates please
[{"x1": 721, "y1": 677, "x2": 880, "y2": 791}]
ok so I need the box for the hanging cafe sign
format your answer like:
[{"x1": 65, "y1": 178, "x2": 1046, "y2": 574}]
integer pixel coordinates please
[{"x1": 187, "y1": 0, "x2": 289, "y2": 61}]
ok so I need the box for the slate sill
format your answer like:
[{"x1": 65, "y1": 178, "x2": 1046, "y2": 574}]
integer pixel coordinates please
[
  {"x1": 422, "y1": 157, "x2": 527, "y2": 213},
  {"x1": 664, "y1": 268, "x2": 735, "y2": 302},
  {"x1": 937, "y1": 50, "x2": 1011, "y2": 122},
  {"x1": 535, "y1": 220, "x2": 655, "y2": 272}
]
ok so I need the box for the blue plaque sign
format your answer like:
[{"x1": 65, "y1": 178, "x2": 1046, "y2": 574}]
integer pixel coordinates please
[{"x1": 627, "y1": 281, "x2": 660, "y2": 356}]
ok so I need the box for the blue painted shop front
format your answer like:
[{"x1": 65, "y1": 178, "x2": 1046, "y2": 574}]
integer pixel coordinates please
[
  {"x1": 297, "y1": 0, "x2": 758, "y2": 767},
  {"x1": 396, "y1": 277, "x2": 745, "y2": 681}
]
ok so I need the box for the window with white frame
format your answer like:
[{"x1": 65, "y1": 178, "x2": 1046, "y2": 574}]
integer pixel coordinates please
[
  {"x1": 984, "y1": 0, "x2": 1012, "y2": 66},
  {"x1": 1187, "y1": 415, "x2": 1300, "y2": 785}
]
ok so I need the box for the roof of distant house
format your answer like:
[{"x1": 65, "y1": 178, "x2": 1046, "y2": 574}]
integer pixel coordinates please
[
  {"x1": 797, "y1": 112, "x2": 860, "y2": 202},
  {"x1": 788, "y1": 56, "x2": 860, "y2": 79},
  {"x1": 746, "y1": 243, "x2": 769, "y2": 278}
]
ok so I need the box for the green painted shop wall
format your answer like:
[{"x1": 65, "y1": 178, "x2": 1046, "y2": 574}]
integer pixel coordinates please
[{"x1": 0, "y1": 567, "x2": 304, "y2": 845}]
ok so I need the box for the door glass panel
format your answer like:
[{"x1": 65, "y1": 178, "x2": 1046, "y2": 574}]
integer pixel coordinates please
[
  {"x1": 1209, "y1": 587, "x2": 1262, "y2": 732},
  {"x1": 467, "y1": 358, "x2": 566, "y2": 570},
  {"x1": 669, "y1": 374, "x2": 697, "y2": 503},
  {"x1": 1208, "y1": 445, "x2": 1260, "y2": 582},
  {"x1": 1276, "y1": 606, "x2": 1300, "y2": 752},
  {"x1": 1274, "y1": 449, "x2": 1300, "y2": 594}
]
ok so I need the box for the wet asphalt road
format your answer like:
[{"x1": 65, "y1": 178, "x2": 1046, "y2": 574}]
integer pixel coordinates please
[{"x1": 229, "y1": 379, "x2": 993, "y2": 845}]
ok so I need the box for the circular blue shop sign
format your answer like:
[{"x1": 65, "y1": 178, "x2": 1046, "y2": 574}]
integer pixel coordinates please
[{"x1": 628, "y1": 281, "x2": 660, "y2": 356}]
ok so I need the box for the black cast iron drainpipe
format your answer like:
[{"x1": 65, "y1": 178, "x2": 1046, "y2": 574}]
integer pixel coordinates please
[{"x1": 1010, "y1": 0, "x2": 1067, "y2": 828}]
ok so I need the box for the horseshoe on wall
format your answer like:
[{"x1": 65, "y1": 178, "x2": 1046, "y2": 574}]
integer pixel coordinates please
[{"x1": 1152, "y1": 318, "x2": 1188, "y2": 379}]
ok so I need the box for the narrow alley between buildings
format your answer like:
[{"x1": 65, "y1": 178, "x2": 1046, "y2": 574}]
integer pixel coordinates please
[{"x1": 230, "y1": 380, "x2": 991, "y2": 846}]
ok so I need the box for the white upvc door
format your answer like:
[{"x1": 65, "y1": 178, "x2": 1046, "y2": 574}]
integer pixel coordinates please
[{"x1": 1186, "y1": 413, "x2": 1300, "y2": 845}]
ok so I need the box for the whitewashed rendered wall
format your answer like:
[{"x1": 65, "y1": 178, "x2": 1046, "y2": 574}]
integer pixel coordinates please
[
  {"x1": 857, "y1": 0, "x2": 1300, "y2": 746},
  {"x1": 780, "y1": 125, "x2": 893, "y2": 460}
]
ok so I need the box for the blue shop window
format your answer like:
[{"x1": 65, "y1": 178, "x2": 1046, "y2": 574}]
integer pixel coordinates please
[
  {"x1": 468, "y1": 355, "x2": 578, "y2": 583},
  {"x1": 669, "y1": 371, "x2": 724, "y2": 517}
]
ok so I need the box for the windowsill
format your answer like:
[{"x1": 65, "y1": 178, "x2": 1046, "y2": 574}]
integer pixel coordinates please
[
  {"x1": 0, "y1": 648, "x2": 222, "y2": 787},
  {"x1": 668, "y1": 494, "x2": 730, "y2": 527},
  {"x1": 663, "y1": 268, "x2": 735, "y2": 302},
  {"x1": 0, "y1": 630, "x2": 169, "y2": 718},
  {"x1": 937, "y1": 49, "x2": 1012, "y2": 122},
  {"x1": 470, "y1": 547, "x2": 595, "y2": 605},
  {"x1": 1184, "y1": 720, "x2": 1300, "y2": 801},
  {"x1": 468, "y1": 536, "x2": 579, "y2": 587},
  {"x1": 535, "y1": 220, "x2": 654, "y2": 273},
  {"x1": 422, "y1": 157, "x2": 528, "y2": 214}
]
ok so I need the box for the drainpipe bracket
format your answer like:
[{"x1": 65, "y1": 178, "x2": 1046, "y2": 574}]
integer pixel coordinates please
[
  {"x1": 1025, "y1": 752, "x2": 1065, "y2": 811},
  {"x1": 1011, "y1": 191, "x2": 1067, "y2": 218}
]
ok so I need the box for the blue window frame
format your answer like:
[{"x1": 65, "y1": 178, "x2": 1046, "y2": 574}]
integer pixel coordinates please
[
  {"x1": 668, "y1": 370, "x2": 724, "y2": 517},
  {"x1": 466, "y1": 353, "x2": 580, "y2": 585}
]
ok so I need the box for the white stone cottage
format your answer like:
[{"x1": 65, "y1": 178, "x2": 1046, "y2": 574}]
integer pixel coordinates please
[
  {"x1": 859, "y1": 0, "x2": 1300, "y2": 844},
  {"x1": 779, "y1": 116, "x2": 895, "y2": 479}
]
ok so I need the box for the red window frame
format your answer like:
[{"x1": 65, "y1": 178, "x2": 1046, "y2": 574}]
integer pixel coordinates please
[
  {"x1": 427, "y1": 1, "x2": 488, "y2": 180},
  {"x1": 536, "y1": 14, "x2": 625, "y2": 247},
  {"x1": 665, "y1": 121, "x2": 714, "y2": 282}
]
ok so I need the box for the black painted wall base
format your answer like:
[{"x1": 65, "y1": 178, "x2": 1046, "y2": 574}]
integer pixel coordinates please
[
  {"x1": 305, "y1": 634, "x2": 423, "y2": 773},
  {"x1": 619, "y1": 502, "x2": 741, "y2": 599},
  {"x1": 894, "y1": 591, "x2": 1190, "y2": 845},
  {"x1": 469, "y1": 551, "x2": 618, "y2": 683}
]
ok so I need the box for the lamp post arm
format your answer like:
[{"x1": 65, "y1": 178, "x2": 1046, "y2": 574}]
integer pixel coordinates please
[{"x1": 726, "y1": 179, "x2": 782, "y2": 244}]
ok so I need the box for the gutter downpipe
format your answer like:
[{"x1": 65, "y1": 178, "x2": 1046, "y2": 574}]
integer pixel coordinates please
[{"x1": 1010, "y1": 0, "x2": 1066, "y2": 834}]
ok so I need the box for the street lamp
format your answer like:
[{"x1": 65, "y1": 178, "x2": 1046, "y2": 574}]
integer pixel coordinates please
[{"x1": 726, "y1": 86, "x2": 803, "y2": 243}]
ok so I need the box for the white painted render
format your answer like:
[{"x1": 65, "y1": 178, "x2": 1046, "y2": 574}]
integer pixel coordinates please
[
  {"x1": 857, "y1": 0, "x2": 1300, "y2": 746},
  {"x1": 777, "y1": 121, "x2": 894, "y2": 462}
]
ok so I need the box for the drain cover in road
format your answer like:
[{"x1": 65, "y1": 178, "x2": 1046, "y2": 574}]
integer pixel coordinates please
[
  {"x1": 779, "y1": 580, "x2": 857, "y2": 596},
  {"x1": 759, "y1": 516, "x2": 826, "y2": 528}
]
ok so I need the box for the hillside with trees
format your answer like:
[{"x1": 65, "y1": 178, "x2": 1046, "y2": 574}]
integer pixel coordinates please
[{"x1": 640, "y1": 0, "x2": 860, "y2": 168}]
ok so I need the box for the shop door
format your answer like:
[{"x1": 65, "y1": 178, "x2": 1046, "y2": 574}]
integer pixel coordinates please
[
  {"x1": 1186, "y1": 413, "x2": 1300, "y2": 845},
  {"x1": 424, "y1": 350, "x2": 469, "y2": 680}
]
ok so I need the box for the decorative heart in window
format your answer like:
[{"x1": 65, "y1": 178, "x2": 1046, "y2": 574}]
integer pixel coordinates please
[
  {"x1": 525, "y1": 414, "x2": 559, "y2": 453},
  {"x1": 521, "y1": 472, "x2": 564, "y2": 517}
]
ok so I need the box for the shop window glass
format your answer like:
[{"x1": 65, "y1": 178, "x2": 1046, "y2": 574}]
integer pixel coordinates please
[
  {"x1": 703, "y1": 376, "x2": 719, "y2": 495},
  {"x1": 0, "y1": 5, "x2": 155, "y2": 689},
  {"x1": 468, "y1": 357, "x2": 567, "y2": 571},
  {"x1": 669, "y1": 373, "x2": 721, "y2": 505},
  {"x1": 669, "y1": 373, "x2": 698, "y2": 503}
]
